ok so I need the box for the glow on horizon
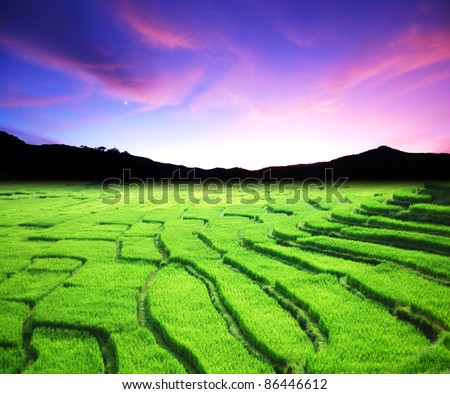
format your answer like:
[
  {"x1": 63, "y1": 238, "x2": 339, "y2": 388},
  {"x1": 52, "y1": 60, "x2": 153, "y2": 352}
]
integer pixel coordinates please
[{"x1": 0, "y1": 0, "x2": 449, "y2": 170}]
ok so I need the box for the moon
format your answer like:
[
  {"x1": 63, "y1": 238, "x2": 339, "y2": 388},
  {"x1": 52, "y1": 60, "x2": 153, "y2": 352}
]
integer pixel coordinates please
[{"x1": 124, "y1": 101, "x2": 128, "y2": 105}]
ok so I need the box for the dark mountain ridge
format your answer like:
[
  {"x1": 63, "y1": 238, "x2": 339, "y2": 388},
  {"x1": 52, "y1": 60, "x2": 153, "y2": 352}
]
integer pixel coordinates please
[{"x1": 0, "y1": 131, "x2": 449, "y2": 181}]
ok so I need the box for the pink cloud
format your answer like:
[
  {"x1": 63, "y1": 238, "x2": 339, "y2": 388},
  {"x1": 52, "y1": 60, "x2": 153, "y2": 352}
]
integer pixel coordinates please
[
  {"x1": 1, "y1": 1, "x2": 252, "y2": 115},
  {"x1": 387, "y1": 68, "x2": 450, "y2": 99},
  {"x1": 278, "y1": 22, "x2": 331, "y2": 48},
  {"x1": 97, "y1": 68, "x2": 204, "y2": 112},
  {"x1": 189, "y1": 62, "x2": 254, "y2": 112},
  {"x1": 0, "y1": 36, "x2": 127, "y2": 85},
  {"x1": 0, "y1": 34, "x2": 203, "y2": 112},
  {"x1": 119, "y1": 2, "x2": 200, "y2": 50},
  {"x1": 116, "y1": 1, "x2": 253, "y2": 64},
  {"x1": 250, "y1": 97, "x2": 339, "y2": 122},
  {"x1": 190, "y1": 87, "x2": 250, "y2": 112},
  {"x1": 278, "y1": 24, "x2": 316, "y2": 47},
  {"x1": 329, "y1": 25, "x2": 450, "y2": 91},
  {"x1": 0, "y1": 91, "x2": 88, "y2": 108}
]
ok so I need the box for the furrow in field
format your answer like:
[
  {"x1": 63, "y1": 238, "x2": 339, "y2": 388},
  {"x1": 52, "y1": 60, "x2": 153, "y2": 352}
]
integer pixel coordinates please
[
  {"x1": 245, "y1": 240, "x2": 450, "y2": 333},
  {"x1": 133, "y1": 270, "x2": 188, "y2": 374},
  {"x1": 260, "y1": 285, "x2": 326, "y2": 352},
  {"x1": 25, "y1": 240, "x2": 146, "y2": 373},
  {"x1": 157, "y1": 232, "x2": 271, "y2": 372},
  {"x1": 154, "y1": 241, "x2": 168, "y2": 266},
  {"x1": 296, "y1": 236, "x2": 450, "y2": 283},
  {"x1": 366, "y1": 215, "x2": 450, "y2": 237},
  {"x1": 18, "y1": 256, "x2": 89, "y2": 373},
  {"x1": 24, "y1": 321, "x2": 116, "y2": 373},
  {"x1": 183, "y1": 264, "x2": 275, "y2": 371},
  {"x1": 167, "y1": 222, "x2": 315, "y2": 372},
  {"x1": 339, "y1": 226, "x2": 450, "y2": 257},
  {"x1": 148, "y1": 264, "x2": 272, "y2": 373},
  {"x1": 226, "y1": 242, "x2": 433, "y2": 373},
  {"x1": 115, "y1": 239, "x2": 123, "y2": 262},
  {"x1": 194, "y1": 233, "x2": 317, "y2": 371},
  {"x1": 31, "y1": 237, "x2": 181, "y2": 373},
  {"x1": 199, "y1": 236, "x2": 330, "y2": 352},
  {"x1": 25, "y1": 327, "x2": 105, "y2": 374}
]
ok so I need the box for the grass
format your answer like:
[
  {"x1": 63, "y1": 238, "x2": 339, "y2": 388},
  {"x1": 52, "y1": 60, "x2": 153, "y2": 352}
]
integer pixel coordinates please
[
  {"x1": 296, "y1": 235, "x2": 450, "y2": 280},
  {"x1": 148, "y1": 264, "x2": 273, "y2": 373},
  {"x1": 222, "y1": 246, "x2": 431, "y2": 373},
  {"x1": 392, "y1": 190, "x2": 433, "y2": 204},
  {"x1": 33, "y1": 286, "x2": 140, "y2": 333},
  {"x1": 25, "y1": 327, "x2": 104, "y2": 374},
  {"x1": 0, "y1": 271, "x2": 70, "y2": 303},
  {"x1": 0, "y1": 301, "x2": 29, "y2": 346},
  {"x1": 110, "y1": 328, "x2": 186, "y2": 374},
  {"x1": 167, "y1": 226, "x2": 314, "y2": 371},
  {"x1": 120, "y1": 237, "x2": 162, "y2": 262},
  {"x1": 0, "y1": 348, "x2": 26, "y2": 373},
  {"x1": 339, "y1": 226, "x2": 450, "y2": 255},
  {"x1": 359, "y1": 201, "x2": 404, "y2": 215},
  {"x1": 366, "y1": 216, "x2": 450, "y2": 237},
  {"x1": 301, "y1": 218, "x2": 346, "y2": 234},
  {"x1": 330, "y1": 208, "x2": 368, "y2": 225},
  {"x1": 65, "y1": 263, "x2": 155, "y2": 289},
  {"x1": 233, "y1": 243, "x2": 450, "y2": 330},
  {"x1": 0, "y1": 181, "x2": 449, "y2": 374},
  {"x1": 29, "y1": 257, "x2": 83, "y2": 272}
]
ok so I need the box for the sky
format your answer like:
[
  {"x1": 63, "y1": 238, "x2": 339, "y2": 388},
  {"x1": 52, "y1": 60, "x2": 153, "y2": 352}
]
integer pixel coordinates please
[{"x1": 0, "y1": 0, "x2": 449, "y2": 170}]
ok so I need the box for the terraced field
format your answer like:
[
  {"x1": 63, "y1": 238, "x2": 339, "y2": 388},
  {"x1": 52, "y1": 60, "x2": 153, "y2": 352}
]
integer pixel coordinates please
[{"x1": 0, "y1": 181, "x2": 449, "y2": 373}]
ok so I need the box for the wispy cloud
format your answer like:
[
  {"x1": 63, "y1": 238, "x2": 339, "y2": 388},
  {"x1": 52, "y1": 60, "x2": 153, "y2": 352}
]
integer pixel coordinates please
[
  {"x1": 0, "y1": 33, "x2": 204, "y2": 111},
  {"x1": 250, "y1": 97, "x2": 339, "y2": 122},
  {"x1": 388, "y1": 68, "x2": 450, "y2": 99},
  {"x1": 278, "y1": 22, "x2": 329, "y2": 48},
  {"x1": 0, "y1": 91, "x2": 89, "y2": 108},
  {"x1": 329, "y1": 25, "x2": 450, "y2": 91},
  {"x1": 119, "y1": 1, "x2": 201, "y2": 50}
]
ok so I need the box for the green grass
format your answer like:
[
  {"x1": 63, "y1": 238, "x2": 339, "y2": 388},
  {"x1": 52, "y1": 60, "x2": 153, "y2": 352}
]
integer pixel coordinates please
[
  {"x1": 33, "y1": 286, "x2": 139, "y2": 333},
  {"x1": 359, "y1": 201, "x2": 404, "y2": 215},
  {"x1": 366, "y1": 216, "x2": 450, "y2": 237},
  {"x1": 0, "y1": 271, "x2": 70, "y2": 303},
  {"x1": 392, "y1": 190, "x2": 433, "y2": 204},
  {"x1": 296, "y1": 235, "x2": 450, "y2": 280},
  {"x1": 111, "y1": 328, "x2": 186, "y2": 374},
  {"x1": 123, "y1": 222, "x2": 162, "y2": 237},
  {"x1": 301, "y1": 218, "x2": 346, "y2": 234},
  {"x1": 410, "y1": 203, "x2": 450, "y2": 217},
  {"x1": 121, "y1": 237, "x2": 162, "y2": 262},
  {"x1": 222, "y1": 246, "x2": 432, "y2": 373},
  {"x1": 0, "y1": 348, "x2": 26, "y2": 373},
  {"x1": 65, "y1": 263, "x2": 155, "y2": 289},
  {"x1": 230, "y1": 244, "x2": 450, "y2": 330},
  {"x1": 29, "y1": 257, "x2": 83, "y2": 272},
  {"x1": 0, "y1": 181, "x2": 449, "y2": 374},
  {"x1": 26, "y1": 328, "x2": 104, "y2": 374},
  {"x1": 340, "y1": 226, "x2": 450, "y2": 256},
  {"x1": 0, "y1": 301, "x2": 29, "y2": 346},
  {"x1": 167, "y1": 228, "x2": 314, "y2": 371},
  {"x1": 330, "y1": 208, "x2": 368, "y2": 225},
  {"x1": 148, "y1": 264, "x2": 273, "y2": 373}
]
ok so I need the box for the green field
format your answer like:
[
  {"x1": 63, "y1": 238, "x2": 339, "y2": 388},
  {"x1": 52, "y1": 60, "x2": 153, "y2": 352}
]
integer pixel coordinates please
[{"x1": 0, "y1": 181, "x2": 449, "y2": 374}]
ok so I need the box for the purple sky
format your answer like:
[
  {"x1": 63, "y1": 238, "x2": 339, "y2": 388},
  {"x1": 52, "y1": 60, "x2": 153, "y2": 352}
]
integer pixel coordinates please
[{"x1": 1, "y1": 0, "x2": 449, "y2": 169}]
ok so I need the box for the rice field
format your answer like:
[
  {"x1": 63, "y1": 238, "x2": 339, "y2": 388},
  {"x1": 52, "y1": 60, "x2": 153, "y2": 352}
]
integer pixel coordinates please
[{"x1": 0, "y1": 181, "x2": 449, "y2": 374}]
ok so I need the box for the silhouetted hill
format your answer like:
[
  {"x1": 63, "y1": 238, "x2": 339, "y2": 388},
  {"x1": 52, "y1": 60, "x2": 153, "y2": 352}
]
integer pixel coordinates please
[
  {"x1": 257, "y1": 145, "x2": 450, "y2": 180},
  {"x1": 0, "y1": 131, "x2": 449, "y2": 181}
]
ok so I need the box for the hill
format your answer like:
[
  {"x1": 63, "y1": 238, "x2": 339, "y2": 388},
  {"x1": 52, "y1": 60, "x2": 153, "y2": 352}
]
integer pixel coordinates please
[{"x1": 0, "y1": 131, "x2": 449, "y2": 180}]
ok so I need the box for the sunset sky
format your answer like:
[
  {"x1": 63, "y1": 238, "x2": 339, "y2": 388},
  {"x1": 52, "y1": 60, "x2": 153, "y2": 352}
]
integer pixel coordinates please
[{"x1": 1, "y1": 0, "x2": 449, "y2": 169}]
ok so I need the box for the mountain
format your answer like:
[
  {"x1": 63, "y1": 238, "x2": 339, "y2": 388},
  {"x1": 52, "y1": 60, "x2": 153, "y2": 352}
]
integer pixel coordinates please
[
  {"x1": 0, "y1": 131, "x2": 449, "y2": 181},
  {"x1": 256, "y1": 145, "x2": 450, "y2": 180}
]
